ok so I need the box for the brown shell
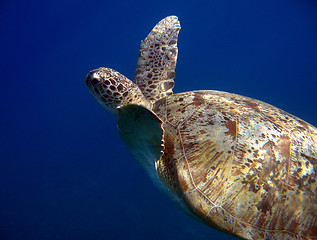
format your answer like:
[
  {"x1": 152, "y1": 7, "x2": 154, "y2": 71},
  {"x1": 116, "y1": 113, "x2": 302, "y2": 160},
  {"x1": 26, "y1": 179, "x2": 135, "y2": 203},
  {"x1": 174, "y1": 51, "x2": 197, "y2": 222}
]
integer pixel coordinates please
[{"x1": 153, "y1": 90, "x2": 317, "y2": 240}]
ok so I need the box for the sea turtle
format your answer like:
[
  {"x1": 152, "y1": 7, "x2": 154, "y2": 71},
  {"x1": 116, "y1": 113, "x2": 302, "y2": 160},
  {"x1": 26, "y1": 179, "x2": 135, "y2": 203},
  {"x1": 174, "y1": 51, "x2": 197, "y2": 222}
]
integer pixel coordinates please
[{"x1": 85, "y1": 16, "x2": 317, "y2": 239}]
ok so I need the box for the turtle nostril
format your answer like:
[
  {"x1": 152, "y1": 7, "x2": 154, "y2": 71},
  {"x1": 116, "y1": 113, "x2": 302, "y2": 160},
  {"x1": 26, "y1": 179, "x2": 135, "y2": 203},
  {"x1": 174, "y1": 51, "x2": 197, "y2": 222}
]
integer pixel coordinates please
[
  {"x1": 90, "y1": 78, "x2": 99, "y2": 85},
  {"x1": 85, "y1": 72, "x2": 100, "y2": 87}
]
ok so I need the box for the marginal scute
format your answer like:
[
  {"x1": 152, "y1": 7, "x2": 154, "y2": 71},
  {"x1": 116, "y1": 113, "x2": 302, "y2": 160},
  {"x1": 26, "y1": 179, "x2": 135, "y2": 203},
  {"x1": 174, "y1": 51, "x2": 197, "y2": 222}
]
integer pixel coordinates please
[{"x1": 156, "y1": 125, "x2": 179, "y2": 194}]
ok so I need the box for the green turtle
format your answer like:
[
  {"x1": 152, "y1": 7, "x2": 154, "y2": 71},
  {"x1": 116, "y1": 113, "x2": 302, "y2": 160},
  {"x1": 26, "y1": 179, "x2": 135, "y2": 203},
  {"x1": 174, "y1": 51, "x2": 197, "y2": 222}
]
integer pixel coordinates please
[{"x1": 85, "y1": 16, "x2": 317, "y2": 239}]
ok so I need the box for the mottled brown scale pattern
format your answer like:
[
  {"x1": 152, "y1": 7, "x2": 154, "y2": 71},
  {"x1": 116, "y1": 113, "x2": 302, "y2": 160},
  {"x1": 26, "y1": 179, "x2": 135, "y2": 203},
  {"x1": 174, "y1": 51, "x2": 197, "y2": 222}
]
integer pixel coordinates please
[
  {"x1": 85, "y1": 67, "x2": 150, "y2": 114},
  {"x1": 153, "y1": 90, "x2": 317, "y2": 240},
  {"x1": 134, "y1": 16, "x2": 180, "y2": 104}
]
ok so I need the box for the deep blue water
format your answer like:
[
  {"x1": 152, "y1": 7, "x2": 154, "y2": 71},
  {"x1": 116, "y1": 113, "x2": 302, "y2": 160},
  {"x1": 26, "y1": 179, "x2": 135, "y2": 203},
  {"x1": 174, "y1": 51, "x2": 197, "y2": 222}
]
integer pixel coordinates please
[{"x1": 1, "y1": 0, "x2": 317, "y2": 239}]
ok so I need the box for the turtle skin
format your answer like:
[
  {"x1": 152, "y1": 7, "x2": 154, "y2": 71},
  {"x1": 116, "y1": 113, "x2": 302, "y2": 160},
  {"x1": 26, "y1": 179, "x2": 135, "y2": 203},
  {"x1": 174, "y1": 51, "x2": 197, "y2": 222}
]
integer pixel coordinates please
[{"x1": 153, "y1": 90, "x2": 317, "y2": 240}]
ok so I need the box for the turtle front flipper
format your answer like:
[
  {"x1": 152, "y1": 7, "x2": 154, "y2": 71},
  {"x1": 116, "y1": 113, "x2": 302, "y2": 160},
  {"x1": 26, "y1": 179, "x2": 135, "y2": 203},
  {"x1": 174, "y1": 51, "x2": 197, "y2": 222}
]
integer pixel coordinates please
[
  {"x1": 117, "y1": 104, "x2": 164, "y2": 187},
  {"x1": 134, "y1": 16, "x2": 180, "y2": 103}
]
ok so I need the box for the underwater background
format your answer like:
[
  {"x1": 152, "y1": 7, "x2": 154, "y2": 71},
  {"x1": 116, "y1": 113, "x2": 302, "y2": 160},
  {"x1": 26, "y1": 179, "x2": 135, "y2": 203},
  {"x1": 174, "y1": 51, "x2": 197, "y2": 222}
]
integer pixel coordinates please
[{"x1": 1, "y1": 0, "x2": 317, "y2": 239}]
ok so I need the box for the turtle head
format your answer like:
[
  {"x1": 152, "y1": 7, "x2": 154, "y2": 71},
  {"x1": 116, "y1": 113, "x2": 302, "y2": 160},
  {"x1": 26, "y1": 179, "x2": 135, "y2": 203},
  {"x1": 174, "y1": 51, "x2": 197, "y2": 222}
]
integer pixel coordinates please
[{"x1": 85, "y1": 67, "x2": 151, "y2": 114}]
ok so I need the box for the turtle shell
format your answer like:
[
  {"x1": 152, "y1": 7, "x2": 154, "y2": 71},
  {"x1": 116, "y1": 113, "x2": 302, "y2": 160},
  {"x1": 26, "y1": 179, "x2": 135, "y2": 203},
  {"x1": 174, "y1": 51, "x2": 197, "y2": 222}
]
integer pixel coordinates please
[{"x1": 153, "y1": 90, "x2": 317, "y2": 239}]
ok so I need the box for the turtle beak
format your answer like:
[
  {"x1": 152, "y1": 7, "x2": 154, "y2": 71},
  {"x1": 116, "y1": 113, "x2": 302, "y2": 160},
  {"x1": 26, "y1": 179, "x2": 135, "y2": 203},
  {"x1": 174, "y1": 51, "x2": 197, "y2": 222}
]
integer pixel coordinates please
[
  {"x1": 84, "y1": 72, "x2": 93, "y2": 89},
  {"x1": 84, "y1": 74, "x2": 90, "y2": 90},
  {"x1": 85, "y1": 71, "x2": 98, "y2": 88},
  {"x1": 85, "y1": 70, "x2": 102, "y2": 97},
  {"x1": 85, "y1": 71, "x2": 102, "y2": 103}
]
